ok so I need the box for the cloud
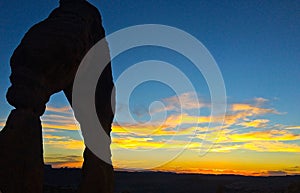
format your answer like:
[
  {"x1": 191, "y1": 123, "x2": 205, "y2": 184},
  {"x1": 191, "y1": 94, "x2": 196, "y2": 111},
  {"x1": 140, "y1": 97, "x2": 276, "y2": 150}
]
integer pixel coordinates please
[
  {"x1": 43, "y1": 133, "x2": 84, "y2": 150},
  {"x1": 225, "y1": 104, "x2": 279, "y2": 125},
  {"x1": 227, "y1": 130, "x2": 300, "y2": 142},
  {"x1": 265, "y1": 170, "x2": 287, "y2": 176},
  {"x1": 209, "y1": 143, "x2": 243, "y2": 153},
  {"x1": 44, "y1": 139, "x2": 84, "y2": 150},
  {"x1": 144, "y1": 92, "x2": 208, "y2": 116},
  {"x1": 284, "y1": 166, "x2": 300, "y2": 172},
  {"x1": 41, "y1": 105, "x2": 79, "y2": 131},
  {"x1": 112, "y1": 136, "x2": 163, "y2": 149},
  {"x1": 45, "y1": 105, "x2": 72, "y2": 114},
  {"x1": 254, "y1": 97, "x2": 269, "y2": 105},
  {"x1": 113, "y1": 123, "x2": 167, "y2": 136},
  {"x1": 242, "y1": 141, "x2": 300, "y2": 153},
  {"x1": 238, "y1": 119, "x2": 269, "y2": 128},
  {"x1": 146, "y1": 97, "x2": 279, "y2": 129},
  {"x1": 162, "y1": 92, "x2": 207, "y2": 111},
  {"x1": 230, "y1": 103, "x2": 277, "y2": 114},
  {"x1": 42, "y1": 123, "x2": 79, "y2": 131},
  {"x1": 42, "y1": 114, "x2": 77, "y2": 124},
  {"x1": 43, "y1": 134, "x2": 68, "y2": 140},
  {"x1": 205, "y1": 140, "x2": 300, "y2": 153},
  {"x1": 285, "y1": 125, "x2": 300, "y2": 130},
  {"x1": 163, "y1": 113, "x2": 213, "y2": 127}
]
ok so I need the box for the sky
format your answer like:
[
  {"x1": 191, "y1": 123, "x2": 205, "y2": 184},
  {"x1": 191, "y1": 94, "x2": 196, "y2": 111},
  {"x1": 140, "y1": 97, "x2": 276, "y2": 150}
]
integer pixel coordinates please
[{"x1": 0, "y1": 0, "x2": 300, "y2": 176}]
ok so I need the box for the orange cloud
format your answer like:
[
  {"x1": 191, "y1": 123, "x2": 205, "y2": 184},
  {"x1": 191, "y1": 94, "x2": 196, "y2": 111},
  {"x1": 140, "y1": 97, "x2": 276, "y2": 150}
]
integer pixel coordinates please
[{"x1": 228, "y1": 130, "x2": 300, "y2": 142}]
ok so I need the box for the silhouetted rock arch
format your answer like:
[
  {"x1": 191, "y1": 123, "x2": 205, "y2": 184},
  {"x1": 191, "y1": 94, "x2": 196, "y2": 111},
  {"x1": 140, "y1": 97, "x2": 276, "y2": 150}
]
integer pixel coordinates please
[{"x1": 0, "y1": 1, "x2": 114, "y2": 193}]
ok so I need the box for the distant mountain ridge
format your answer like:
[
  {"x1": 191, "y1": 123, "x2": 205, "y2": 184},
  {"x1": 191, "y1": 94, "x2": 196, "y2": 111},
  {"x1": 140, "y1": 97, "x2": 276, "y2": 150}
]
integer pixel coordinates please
[{"x1": 44, "y1": 167, "x2": 300, "y2": 193}]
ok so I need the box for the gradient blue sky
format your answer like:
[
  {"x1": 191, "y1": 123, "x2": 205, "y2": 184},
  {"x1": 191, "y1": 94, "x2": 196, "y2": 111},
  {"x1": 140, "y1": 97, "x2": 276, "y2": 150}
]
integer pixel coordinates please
[
  {"x1": 0, "y1": 0, "x2": 299, "y2": 175},
  {"x1": 1, "y1": 1, "x2": 299, "y2": 119}
]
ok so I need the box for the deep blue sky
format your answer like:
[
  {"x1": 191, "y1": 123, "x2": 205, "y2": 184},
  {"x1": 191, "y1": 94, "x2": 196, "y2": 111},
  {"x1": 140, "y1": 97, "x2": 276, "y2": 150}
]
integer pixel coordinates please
[{"x1": 1, "y1": 0, "x2": 299, "y2": 123}]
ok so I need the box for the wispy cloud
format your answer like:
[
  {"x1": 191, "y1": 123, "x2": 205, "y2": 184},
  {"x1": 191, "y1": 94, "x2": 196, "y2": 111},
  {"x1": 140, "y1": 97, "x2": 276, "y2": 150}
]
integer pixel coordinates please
[
  {"x1": 161, "y1": 92, "x2": 208, "y2": 111},
  {"x1": 41, "y1": 105, "x2": 79, "y2": 131},
  {"x1": 222, "y1": 130, "x2": 300, "y2": 142},
  {"x1": 45, "y1": 106, "x2": 73, "y2": 114},
  {"x1": 285, "y1": 125, "x2": 300, "y2": 130},
  {"x1": 238, "y1": 119, "x2": 270, "y2": 128},
  {"x1": 242, "y1": 141, "x2": 300, "y2": 153},
  {"x1": 42, "y1": 123, "x2": 79, "y2": 131},
  {"x1": 44, "y1": 138, "x2": 84, "y2": 150}
]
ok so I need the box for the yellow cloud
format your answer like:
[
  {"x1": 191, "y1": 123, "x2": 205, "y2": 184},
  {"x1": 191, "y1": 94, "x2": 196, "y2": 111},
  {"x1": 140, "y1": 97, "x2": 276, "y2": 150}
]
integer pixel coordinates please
[
  {"x1": 42, "y1": 123, "x2": 79, "y2": 131},
  {"x1": 112, "y1": 137, "x2": 164, "y2": 149},
  {"x1": 43, "y1": 134, "x2": 67, "y2": 140},
  {"x1": 44, "y1": 138, "x2": 84, "y2": 150},
  {"x1": 113, "y1": 123, "x2": 202, "y2": 137},
  {"x1": 243, "y1": 141, "x2": 300, "y2": 153},
  {"x1": 238, "y1": 119, "x2": 269, "y2": 128},
  {"x1": 231, "y1": 103, "x2": 277, "y2": 115},
  {"x1": 164, "y1": 113, "x2": 213, "y2": 126},
  {"x1": 45, "y1": 105, "x2": 72, "y2": 114},
  {"x1": 113, "y1": 123, "x2": 165, "y2": 136},
  {"x1": 228, "y1": 130, "x2": 300, "y2": 142}
]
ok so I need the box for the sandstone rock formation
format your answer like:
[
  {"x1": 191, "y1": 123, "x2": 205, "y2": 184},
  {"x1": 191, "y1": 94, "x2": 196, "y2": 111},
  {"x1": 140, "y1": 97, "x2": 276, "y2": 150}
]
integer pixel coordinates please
[{"x1": 0, "y1": 0, "x2": 114, "y2": 193}]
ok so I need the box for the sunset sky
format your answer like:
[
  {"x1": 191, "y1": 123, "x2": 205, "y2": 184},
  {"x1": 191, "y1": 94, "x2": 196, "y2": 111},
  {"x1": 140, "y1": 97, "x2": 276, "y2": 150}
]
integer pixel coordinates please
[{"x1": 0, "y1": 0, "x2": 299, "y2": 176}]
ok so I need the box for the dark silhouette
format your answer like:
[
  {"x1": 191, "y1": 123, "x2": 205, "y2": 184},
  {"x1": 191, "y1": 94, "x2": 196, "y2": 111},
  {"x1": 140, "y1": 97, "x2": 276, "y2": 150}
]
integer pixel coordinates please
[
  {"x1": 42, "y1": 168, "x2": 300, "y2": 193},
  {"x1": 0, "y1": 0, "x2": 115, "y2": 193}
]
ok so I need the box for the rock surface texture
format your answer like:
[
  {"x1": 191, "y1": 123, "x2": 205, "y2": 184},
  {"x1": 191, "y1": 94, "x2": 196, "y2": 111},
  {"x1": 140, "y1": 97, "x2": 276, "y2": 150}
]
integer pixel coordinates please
[{"x1": 0, "y1": 0, "x2": 114, "y2": 193}]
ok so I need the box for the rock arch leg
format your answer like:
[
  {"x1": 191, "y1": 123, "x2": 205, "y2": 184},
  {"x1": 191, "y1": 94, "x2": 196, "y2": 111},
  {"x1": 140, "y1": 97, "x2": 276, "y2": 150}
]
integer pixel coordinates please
[
  {"x1": 0, "y1": 84, "x2": 49, "y2": 193},
  {"x1": 64, "y1": 65, "x2": 115, "y2": 193}
]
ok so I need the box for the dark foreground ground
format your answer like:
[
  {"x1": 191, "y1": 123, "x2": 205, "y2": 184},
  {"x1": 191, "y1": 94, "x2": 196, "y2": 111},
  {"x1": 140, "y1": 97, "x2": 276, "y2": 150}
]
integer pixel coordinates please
[{"x1": 44, "y1": 168, "x2": 300, "y2": 193}]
